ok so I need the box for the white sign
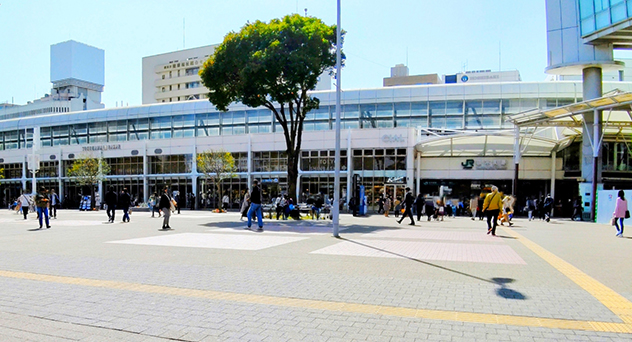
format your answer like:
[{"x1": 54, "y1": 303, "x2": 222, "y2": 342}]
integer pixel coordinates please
[
  {"x1": 381, "y1": 134, "x2": 405, "y2": 143},
  {"x1": 82, "y1": 144, "x2": 122, "y2": 152},
  {"x1": 475, "y1": 159, "x2": 507, "y2": 170}
]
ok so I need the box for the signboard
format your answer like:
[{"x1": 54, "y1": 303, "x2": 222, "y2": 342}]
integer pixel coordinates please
[{"x1": 82, "y1": 144, "x2": 122, "y2": 152}]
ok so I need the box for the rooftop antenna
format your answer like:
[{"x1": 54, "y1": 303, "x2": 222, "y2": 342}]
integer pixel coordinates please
[
  {"x1": 406, "y1": 46, "x2": 408, "y2": 67},
  {"x1": 183, "y1": 18, "x2": 185, "y2": 50}
]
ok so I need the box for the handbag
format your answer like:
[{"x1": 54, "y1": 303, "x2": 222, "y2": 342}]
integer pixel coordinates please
[
  {"x1": 611, "y1": 217, "x2": 617, "y2": 226},
  {"x1": 626, "y1": 210, "x2": 630, "y2": 219}
]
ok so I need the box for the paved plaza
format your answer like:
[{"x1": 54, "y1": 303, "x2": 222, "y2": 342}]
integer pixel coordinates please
[{"x1": 0, "y1": 208, "x2": 630, "y2": 341}]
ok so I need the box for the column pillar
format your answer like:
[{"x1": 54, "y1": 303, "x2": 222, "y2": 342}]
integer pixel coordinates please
[
  {"x1": 22, "y1": 155, "x2": 27, "y2": 191},
  {"x1": 143, "y1": 141, "x2": 148, "y2": 204},
  {"x1": 550, "y1": 150, "x2": 557, "y2": 218},
  {"x1": 58, "y1": 150, "x2": 63, "y2": 205},
  {"x1": 582, "y1": 67, "x2": 602, "y2": 222},
  {"x1": 416, "y1": 151, "x2": 421, "y2": 195},
  {"x1": 406, "y1": 145, "x2": 415, "y2": 191},
  {"x1": 191, "y1": 143, "x2": 198, "y2": 210},
  {"x1": 513, "y1": 126, "x2": 521, "y2": 197},
  {"x1": 247, "y1": 135, "x2": 252, "y2": 190}
]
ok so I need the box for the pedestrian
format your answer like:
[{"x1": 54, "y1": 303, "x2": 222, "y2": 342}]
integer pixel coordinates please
[
  {"x1": 159, "y1": 187, "x2": 173, "y2": 230},
  {"x1": 571, "y1": 196, "x2": 583, "y2": 221},
  {"x1": 174, "y1": 191, "x2": 181, "y2": 214},
  {"x1": 377, "y1": 197, "x2": 384, "y2": 214},
  {"x1": 246, "y1": 180, "x2": 264, "y2": 231},
  {"x1": 240, "y1": 190, "x2": 250, "y2": 220},
  {"x1": 537, "y1": 197, "x2": 545, "y2": 220},
  {"x1": 383, "y1": 196, "x2": 391, "y2": 217},
  {"x1": 222, "y1": 192, "x2": 230, "y2": 211},
  {"x1": 499, "y1": 195, "x2": 514, "y2": 226},
  {"x1": 415, "y1": 193, "x2": 424, "y2": 221},
  {"x1": 482, "y1": 186, "x2": 503, "y2": 236},
  {"x1": 18, "y1": 190, "x2": 30, "y2": 220},
  {"x1": 119, "y1": 188, "x2": 131, "y2": 223},
  {"x1": 394, "y1": 198, "x2": 401, "y2": 218},
  {"x1": 543, "y1": 194, "x2": 554, "y2": 222},
  {"x1": 34, "y1": 187, "x2": 51, "y2": 229},
  {"x1": 104, "y1": 187, "x2": 118, "y2": 223},
  {"x1": 613, "y1": 190, "x2": 629, "y2": 237},
  {"x1": 477, "y1": 194, "x2": 485, "y2": 220},
  {"x1": 526, "y1": 197, "x2": 536, "y2": 221},
  {"x1": 424, "y1": 198, "x2": 434, "y2": 221},
  {"x1": 277, "y1": 194, "x2": 288, "y2": 220},
  {"x1": 313, "y1": 194, "x2": 324, "y2": 220},
  {"x1": 50, "y1": 189, "x2": 60, "y2": 219},
  {"x1": 470, "y1": 195, "x2": 478, "y2": 220},
  {"x1": 397, "y1": 187, "x2": 415, "y2": 225}
]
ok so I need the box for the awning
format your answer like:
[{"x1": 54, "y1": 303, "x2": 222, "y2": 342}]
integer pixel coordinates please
[{"x1": 415, "y1": 128, "x2": 571, "y2": 157}]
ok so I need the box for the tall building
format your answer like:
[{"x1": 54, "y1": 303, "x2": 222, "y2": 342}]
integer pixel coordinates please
[
  {"x1": 0, "y1": 40, "x2": 105, "y2": 120},
  {"x1": 142, "y1": 45, "x2": 217, "y2": 104},
  {"x1": 142, "y1": 45, "x2": 331, "y2": 105}
]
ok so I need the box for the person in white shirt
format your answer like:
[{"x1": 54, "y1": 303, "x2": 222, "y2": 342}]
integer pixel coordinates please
[
  {"x1": 50, "y1": 189, "x2": 61, "y2": 219},
  {"x1": 18, "y1": 191, "x2": 31, "y2": 220},
  {"x1": 222, "y1": 193, "x2": 230, "y2": 211}
]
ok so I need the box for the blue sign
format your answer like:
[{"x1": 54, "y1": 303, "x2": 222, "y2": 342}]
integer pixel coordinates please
[{"x1": 461, "y1": 75, "x2": 469, "y2": 82}]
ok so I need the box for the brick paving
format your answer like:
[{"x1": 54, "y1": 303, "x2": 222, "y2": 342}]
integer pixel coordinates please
[{"x1": 0, "y1": 209, "x2": 630, "y2": 341}]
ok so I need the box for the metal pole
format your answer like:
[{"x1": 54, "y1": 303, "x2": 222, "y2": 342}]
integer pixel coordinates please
[
  {"x1": 513, "y1": 126, "x2": 521, "y2": 197},
  {"x1": 591, "y1": 109, "x2": 600, "y2": 222},
  {"x1": 333, "y1": 0, "x2": 342, "y2": 238}
]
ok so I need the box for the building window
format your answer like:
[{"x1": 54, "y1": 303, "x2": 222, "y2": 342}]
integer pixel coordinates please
[{"x1": 162, "y1": 75, "x2": 165, "y2": 80}]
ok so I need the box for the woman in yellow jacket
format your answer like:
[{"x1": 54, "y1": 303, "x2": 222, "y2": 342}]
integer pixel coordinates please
[{"x1": 483, "y1": 186, "x2": 503, "y2": 236}]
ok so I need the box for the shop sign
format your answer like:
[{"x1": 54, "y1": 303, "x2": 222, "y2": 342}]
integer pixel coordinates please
[
  {"x1": 386, "y1": 176, "x2": 406, "y2": 184},
  {"x1": 261, "y1": 178, "x2": 279, "y2": 183},
  {"x1": 82, "y1": 144, "x2": 122, "y2": 152},
  {"x1": 381, "y1": 134, "x2": 405, "y2": 143},
  {"x1": 475, "y1": 159, "x2": 507, "y2": 170}
]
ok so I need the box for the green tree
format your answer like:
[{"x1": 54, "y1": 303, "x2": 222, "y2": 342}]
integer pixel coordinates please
[
  {"x1": 200, "y1": 14, "x2": 342, "y2": 198},
  {"x1": 197, "y1": 150, "x2": 236, "y2": 210},
  {"x1": 66, "y1": 155, "x2": 111, "y2": 209}
]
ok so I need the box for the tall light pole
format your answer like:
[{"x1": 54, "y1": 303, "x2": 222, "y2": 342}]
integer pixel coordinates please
[{"x1": 332, "y1": 0, "x2": 342, "y2": 238}]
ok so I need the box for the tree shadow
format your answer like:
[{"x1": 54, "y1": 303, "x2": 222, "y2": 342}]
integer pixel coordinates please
[
  {"x1": 339, "y1": 238, "x2": 528, "y2": 300},
  {"x1": 491, "y1": 278, "x2": 527, "y2": 300},
  {"x1": 200, "y1": 221, "x2": 397, "y2": 235}
]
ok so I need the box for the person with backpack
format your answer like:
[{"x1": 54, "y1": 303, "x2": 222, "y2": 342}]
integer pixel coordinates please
[
  {"x1": 482, "y1": 186, "x2": 503, "y2": 236},
  {"x1": 34, "y1": 187, "x2": 51, "y2": 229}
]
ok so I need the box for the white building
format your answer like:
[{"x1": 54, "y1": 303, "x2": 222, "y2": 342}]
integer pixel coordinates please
[
  {"x1": 142, "y1": 45, "x2": 331, "y2": 105},
  {"x1": 0, "y1": 40, "x2": 105, "y2": 120},
  {"x1": 142, "y1": 45, "x2": 218, "y2": 104}
]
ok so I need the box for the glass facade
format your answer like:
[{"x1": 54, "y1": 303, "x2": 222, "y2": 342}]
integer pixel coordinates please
[{"x1": 579, "y1": 0, "x2": 632, "y2": 36}]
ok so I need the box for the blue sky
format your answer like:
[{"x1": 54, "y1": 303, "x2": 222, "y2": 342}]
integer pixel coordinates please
[{"x1": 1, "y1": 0, "x2": 549, "y2": 108}]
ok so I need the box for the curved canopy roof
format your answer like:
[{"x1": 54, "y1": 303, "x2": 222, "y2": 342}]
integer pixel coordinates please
[{"x1": 414, "y1": 128, "x2": 571, "y2": 157}]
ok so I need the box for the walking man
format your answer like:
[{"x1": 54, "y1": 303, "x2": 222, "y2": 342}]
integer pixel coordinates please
[
  {"x1": 119, "y1": 188, "x2": 131, "y2": 223},
  {"x1": 18, "y1": 190, "x2": 30, "y2": 220},
  {"x1": 483, "y1": 186, "x2": 503, "y2": 236},
  {"x1": 246, "y1": 180, "x2": 264, "y2": 231},
  {"x1": 34, "y1": 187, "x2": 51, "y2": 229},
  {"x1": 105, "y1": 187, "x2": 118, "y2": 223},
  {"x1": 50, "y1": 189, "x2": 60, "y2": 219},
  {"x1": 397, "y1": 187, "x2": 415, "y2": 226},
  {"x1": 159, "y1": 187, "x2": 173, "y2": 230}
]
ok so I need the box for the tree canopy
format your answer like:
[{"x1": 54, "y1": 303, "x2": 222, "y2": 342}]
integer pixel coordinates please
[
  {"x1": 66, "y1": 155, "x2": 110, "y2": 186},
  {"x1": 200, "y1": 14, "x2": 342, "y2": 198},
  {"x1": 197, "y1": 150, "x2": 236, "y2": 210}
]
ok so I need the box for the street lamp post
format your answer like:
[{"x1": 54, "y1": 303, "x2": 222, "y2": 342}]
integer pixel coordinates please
[{"x1": 333, "y1": 0, "x2": 342, "y2": 238}]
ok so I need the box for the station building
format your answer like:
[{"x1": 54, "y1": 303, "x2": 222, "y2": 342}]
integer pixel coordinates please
[{"x1": 1, "y1": 78, "x2": 631, "y2": 211}]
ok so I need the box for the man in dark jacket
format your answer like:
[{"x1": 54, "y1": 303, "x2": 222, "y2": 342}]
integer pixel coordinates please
[
  {"x1": 397, "y1": 187, "x2": 415, "y2": 225},
  {"x1": 118, "y1": 188, "x2": 131, "y2": 223},
  {"x1": 105, "y1": 187, "x2": 118, "y2": 223},
  {"x1": 246, "y1": 180, "x2": 263, "y2": 231}
]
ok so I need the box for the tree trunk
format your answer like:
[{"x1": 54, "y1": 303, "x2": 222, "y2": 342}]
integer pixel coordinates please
[
  {"x1": 287, "y1": 150, "x2": 299, "y2": 202},
  {"x1": 90, "y1": 185, "x2": 96, "y2": 211},
  {"x1": 216, "y1": 180, "x2": 221, "y2": 211}
]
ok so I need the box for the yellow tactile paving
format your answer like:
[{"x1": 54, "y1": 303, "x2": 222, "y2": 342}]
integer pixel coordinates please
[
  {"x1": 504, "y1": 227, "x2": 632, "y2": 327},
  {"x1": 0, "y1": 269, "x2": 631, "y2": 333}
]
